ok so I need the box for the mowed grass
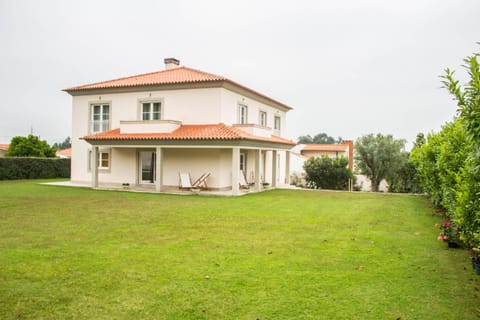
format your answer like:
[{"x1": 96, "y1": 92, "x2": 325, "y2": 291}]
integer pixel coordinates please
[{"x1": 0, "y1": 180, "x2": 479, "y2": 319}]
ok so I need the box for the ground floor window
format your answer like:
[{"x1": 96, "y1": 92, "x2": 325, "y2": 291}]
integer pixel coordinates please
[{"x1": 89, "y1": 149, "x2": 110, "y2": 170}]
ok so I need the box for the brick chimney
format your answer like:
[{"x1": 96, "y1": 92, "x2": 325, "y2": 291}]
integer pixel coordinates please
[{"x1": 164, "y1": 58, "x2": 180, "y2": 70}]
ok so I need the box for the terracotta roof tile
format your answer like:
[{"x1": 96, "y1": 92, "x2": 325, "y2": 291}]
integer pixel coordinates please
[
  {"x1": 302, "y1": 144, "x2": 349, "y2": 152},
  {"x1": 0, "y1": 144, "x2": 9, "y2": 151},
  {"x1": 63, "y1": 66, "x2": 292, "y2": 110},
  {"x1": 56, "y1": 148, "x2": 72, "y2": 157},
  {"x1": 64, "y1": 67, "x2": 226, "y2": 91},
  {"x1": 82, "y1": 123, "x2": 296, "y2": 146}
]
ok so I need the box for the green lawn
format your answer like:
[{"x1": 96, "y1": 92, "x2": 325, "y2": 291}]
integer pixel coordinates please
[{"x1": 0, "y1": 180, "x2": 479, "y2": 319}]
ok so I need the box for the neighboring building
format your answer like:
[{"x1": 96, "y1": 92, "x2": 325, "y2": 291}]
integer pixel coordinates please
[
  {"x1": 290, "y1": 141, "x2": 389, "y2": 192},
  {"x1": 0, "y1": 144, "x2": 9, "y2": 157},
  {"x1": 56, "y1": 148, "x2": 72, "y2": 159},
  {"x1": 295, "y1": 141, "x2": 354, "y2": 170},
  {"x1": 289, "y1": 141, "x2": 354, "y2": 189},
  {"x1": 63, "y1": 58, "x2": 295, "y2": 195}
]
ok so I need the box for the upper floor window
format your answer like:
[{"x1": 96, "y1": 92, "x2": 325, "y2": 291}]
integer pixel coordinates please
[
  {"x1": 142, "y1": 102, "x2": 161, "y2": 120},
  {"x1": 274, "y1": 116, "x2": 281, "y2": 134},
  {"x1": 259, "y1": 111, "x2": 267, "y2": 127},
  {"x1": 238, "y1": 104, "x2": 248, "y2": 124},
  {"x1": 91, "y1": 104, "x2": 109, "y2": 133}
]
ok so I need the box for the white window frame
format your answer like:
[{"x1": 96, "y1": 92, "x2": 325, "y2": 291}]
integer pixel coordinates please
[
  {"x1": 274, "y1": 116, "x2": 281, "y2": 135},
  {"x1": 90, "y1": 103, "x2": 110, "y2": 133},
  {"x1": 259, "y1": 110, "x2": 267, "y2": 127},
  {"x1": 141, "y1": 101, "x2": 162, "y2": 121},
  {"x1": 238, "y1": 104, "x2": 248, "y2": 124},
  {"x1": 98, "y1": 152, "x2": 110, "y2": 169},
  {"x1": 88, "y1": 149, "x2": 111, "y2": 171}
]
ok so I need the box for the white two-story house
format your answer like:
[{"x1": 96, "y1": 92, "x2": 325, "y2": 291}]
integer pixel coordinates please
[{"x1": 63, "y1": 58, "x2": 295, "y2": 195}]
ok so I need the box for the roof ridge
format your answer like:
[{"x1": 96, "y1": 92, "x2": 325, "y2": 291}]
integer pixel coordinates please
[
  {"x1": 63, "y1": 66, "x2": 226, "y2": 91},
  {"x1": 179, "y1": 66, "x2": 226, "y2": 81}
]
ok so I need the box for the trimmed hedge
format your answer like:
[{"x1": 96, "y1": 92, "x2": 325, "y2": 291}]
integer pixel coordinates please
[{"x1": 0, "y1": 157, "x2": 70, "y2": 180}]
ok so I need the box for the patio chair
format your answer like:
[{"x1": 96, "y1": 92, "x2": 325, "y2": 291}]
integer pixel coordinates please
[
  {"x1": 239, "y1": 170, "x2": 249, "y2": 189},
  {"x1": 179, "y1": 172, "x2": 193, "y2": 190},
  {"x1": 192, "y1": 172, "x2": 211, "y2": 190}
]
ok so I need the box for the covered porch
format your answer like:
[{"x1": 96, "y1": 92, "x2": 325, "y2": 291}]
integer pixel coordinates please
[
  {"x1": 88, "y1": 144, "x2": 292, "y2": 196},
  {"x1": 81, "y1": 123, "x2": 295, "y2": 196}
]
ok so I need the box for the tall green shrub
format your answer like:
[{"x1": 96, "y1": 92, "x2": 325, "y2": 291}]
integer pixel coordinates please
[
  {"x1": 437, "y1": 120, "x2": 470, "y2": 215},
  {"x1": 441, "y1": 49, "x2": 480, "y2": 246},
  {"x1": 0, "y1": 158, "x2": 70, "y2": 180},
  {"x1": 410, "y1": 130, "x2": 444, "y2": 206}
]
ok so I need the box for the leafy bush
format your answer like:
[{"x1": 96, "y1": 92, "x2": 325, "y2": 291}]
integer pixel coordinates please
[
  {"x1": 290, "y1": 172, "x2": 306, "y2": 188},
  {"x1": 0, "y1": 158, "x2": 70, "y2": 180},
  {"x1": 412, "y1": 47, "x2": 480, "y2": 252},
  {"x1": 410, "y1": 130, "x2": 445, "y2": 205},
  {"x1": 303, "y1": 156, "x2": 353, "y2": 190},
  {"x1": 387, "y1": 152, "x2": 423, "y2": 194}
]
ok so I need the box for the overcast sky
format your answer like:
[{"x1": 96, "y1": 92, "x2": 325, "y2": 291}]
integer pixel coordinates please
[{"x1": 1, "y1": 0, "x2": 479, "y2": 148}]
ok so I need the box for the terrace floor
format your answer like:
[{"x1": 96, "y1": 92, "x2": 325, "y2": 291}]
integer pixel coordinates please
[{"x1": 43, "y1": 180, "x2": 298, "y2": 196}]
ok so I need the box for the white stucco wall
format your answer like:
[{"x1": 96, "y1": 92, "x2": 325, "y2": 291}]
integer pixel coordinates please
[
  {"x1": 220, "y1": 89, "x2": 287, "y2": 135},
  {"x1": 354, "y1": 175, "x2": 389, "y2": 192},
  {"x1": 162, "y1": 148, "x2": 232, "y2": 189},
  {"x1": 69, "y1": 85, "x2": 291, "y2": 188}
]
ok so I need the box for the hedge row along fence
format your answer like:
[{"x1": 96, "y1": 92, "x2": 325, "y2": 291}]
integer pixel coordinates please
[{"x1": 0, "y1": 158, "x2": 70, "y2": 180}]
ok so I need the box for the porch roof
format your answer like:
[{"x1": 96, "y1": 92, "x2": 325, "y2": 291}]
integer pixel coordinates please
[{"x1": 81, "y1": 123, "x2": 296, "y2": 146}]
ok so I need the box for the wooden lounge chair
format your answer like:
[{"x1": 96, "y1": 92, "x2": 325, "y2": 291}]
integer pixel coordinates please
[
  {"x1": 179, "y1": 172, "x2": 193, "y2": 190},
  {"x1": 192, "y1": 172, "x2": 211, "y2": 190}
]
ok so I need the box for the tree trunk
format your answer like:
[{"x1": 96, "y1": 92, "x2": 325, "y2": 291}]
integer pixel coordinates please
[{"x1": 371, "y1": 177, "x2": 380, "y2": 192}]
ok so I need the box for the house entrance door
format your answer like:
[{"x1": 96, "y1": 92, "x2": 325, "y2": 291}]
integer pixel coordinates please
[{"x1": 139, "y1": 151, "x2": 156, "y2": 184}]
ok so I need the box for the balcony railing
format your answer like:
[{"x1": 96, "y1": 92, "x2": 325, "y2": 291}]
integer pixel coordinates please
[{"x1": 233, "y1": 124, "x2": 273, "y2": 138}]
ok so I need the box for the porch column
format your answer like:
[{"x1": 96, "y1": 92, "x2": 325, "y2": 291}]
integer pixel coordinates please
[
  {"x1": 285, "y1": 151, "x2": 291, "y2": 185},
  {"x1": 272, "y1": 150, "x2": 278, "y2": 188},
  {"x1": 232, "y1": 147, "x2": 240, "y2": 195},
  {"x1": 155, "y1": 147, "x2": 163, "y2": 192},
  {"x1": 254, "y1": 149, "x2": 262, "y2": 191},
  {"x1": 91, "y1": 146, "x2": 99, "y2": 188}
]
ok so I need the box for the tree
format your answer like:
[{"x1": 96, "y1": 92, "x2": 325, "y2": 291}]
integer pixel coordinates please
[
  {"x1": 53, "y1": 137, "x2": 71, "y2": 150},
  {"x1": 387, "y1": 152, "x2": 423, "y2": 194},
  {"x1": 303, "y1": 156, "x2": 353, "y2": 190},
  {"x1": 6, "y1": 134, "x2": 57, "y2": 158},
  {"x1": 298, "y1": 132, "x2": 343, "y2": 144},
  {"x1": 354, "y1": 133, "x2": 406, "y2": 192}
]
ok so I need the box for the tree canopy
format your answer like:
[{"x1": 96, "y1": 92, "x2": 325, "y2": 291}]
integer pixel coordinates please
[
  {"x1": 52, "y1": 137, "x2": 71, "y2": 150},
  {"x1": 6, "y1": 134, "x2": 57, "y2": 158},
  {"x1": 354, "y1": 133, "x2": 406, "y2": 192},
  {"x1": 298, "y1": 133, "x2": 343, "y2": 144}
]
